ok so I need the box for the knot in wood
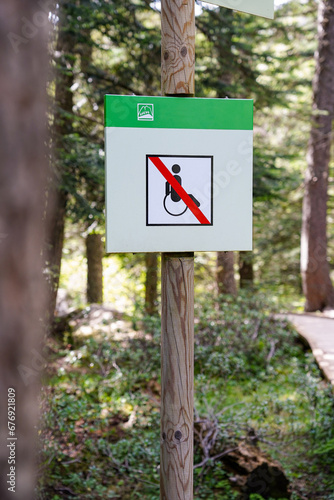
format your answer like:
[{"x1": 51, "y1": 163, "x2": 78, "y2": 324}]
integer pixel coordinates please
[
  {"x1": 174, "y1": 430, "x2": 182, "y2": 441},
  {"x1": 180, "y1": 46, "x2": 187, "y2": 57},
  {"x1": 162, "y1": 432, "x2": 167, "y2": 440},
  {"x1": 164, "y1": 50, "x2": 169, "y2": 61}
]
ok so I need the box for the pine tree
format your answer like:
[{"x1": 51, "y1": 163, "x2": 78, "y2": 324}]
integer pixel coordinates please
[{"x1": 301, "y1": 0, "x2": 334, "y2": 311}]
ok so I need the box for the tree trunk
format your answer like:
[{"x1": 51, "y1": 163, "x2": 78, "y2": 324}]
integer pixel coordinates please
[
  {"x1": 86, "y1": 233, "x2": 104, "y2": 304},
  {"x1": 46, "y1": 7, "x2": 75, "y2": 319},
  {"x1": 145, "y1": 253, "x2": 158, "y2": 316},
  {"x1": 301, "y1": 0, "x2": 334, "y2": 312},
  {"x1": 217, "y1": 251, "x2": 237, "y2": 296},
  {"x1": 0, "y1": 2, "x2": 50, "y2": 499},
  {"x1": 239, "y1": 251, "x2": 254, "y2": 289},
  {"x1": 46, "y1": 189, "x2": 68, "y2": 318}
]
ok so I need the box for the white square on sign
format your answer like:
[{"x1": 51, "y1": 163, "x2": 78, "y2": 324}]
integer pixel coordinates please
[
  {"x1": 146, "y1": 155, "x2": 213, "y2": 226},
  {"x1": 137, "y1": 103, "x2": 154, "y2": 121}
]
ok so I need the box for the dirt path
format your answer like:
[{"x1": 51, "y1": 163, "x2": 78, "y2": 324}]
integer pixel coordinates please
[{"x1": 282, "y1": 313, "x2": 334, "y2": 385}]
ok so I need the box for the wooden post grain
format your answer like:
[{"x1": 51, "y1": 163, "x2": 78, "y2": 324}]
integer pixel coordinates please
[
  {"x1": 160, "y1": 2, "x2": 196, "y2": 498},
  {"x1": 161, "y1": 0, "x2": 195, "y2": 97},
  {"x1": 160, "y1": 253, "x2": 194, "y2": 500}
]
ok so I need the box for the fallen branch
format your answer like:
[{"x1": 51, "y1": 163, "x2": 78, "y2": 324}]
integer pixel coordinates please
[{"x1": 194, "y1": 446, "x2": 239, "y2": 469}]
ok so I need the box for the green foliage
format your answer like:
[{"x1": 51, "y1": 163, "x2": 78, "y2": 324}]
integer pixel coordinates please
[
  {"x1": 60, "y1": 135, "x2": 105, "y2": 224},
  {"x1": 314, "y1": 438, "x2": 334, "y2": 455},
  {"x1": 37, "y1": 294, "x2": 334, "y2": 499},
  {"x1": 195, "y1": 292, "x2": 301, "y2": 380},
  {"x1": 47, "y1": 1, "x2": 334, "y2": 498},
  {"x1": 51, "y1": 0, "x2": 324, "y2": 298}
]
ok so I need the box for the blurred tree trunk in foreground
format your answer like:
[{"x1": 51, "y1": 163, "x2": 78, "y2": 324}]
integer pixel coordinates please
[
  {"x1": 86, "y1": 233, "x2": 104, "y2": 304},
  {"x1": 301, "y1": 0, "x2": 334, "y2": 312},
  {"x1": 217, "y1": 251, "x2": 237, "y2": 296},
  {"x1": 239, "y1": 251, "x2": 254, "y2": 289},
  {"x1": 0, "y1": 2, "x2": 50, "y2": 499},
  {"x1": 145, "y1": 253, "x2": 158, "y2": 315}
]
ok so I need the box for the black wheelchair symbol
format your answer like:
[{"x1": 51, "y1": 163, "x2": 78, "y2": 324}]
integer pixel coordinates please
[{"x1": 163, "y1": 164, "x2": 200, "y2": 217}]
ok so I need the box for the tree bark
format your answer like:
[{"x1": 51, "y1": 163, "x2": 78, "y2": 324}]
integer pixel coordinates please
[
  {"x1": 301, "y1": 0, "x2": 334, "y2": 312},
  {"x1": 86, "y1": 233, "x2": 104, "y2": 304},
  {"x1": 239, "y1": 251, "x2": 254, "y2": 289},
  {"x1": 46, "y1": 6, "x2": 75, "y2": 319},
  {"x1": 0, "y1": 2, "x2": 50, "y2": 499},
  {"x1": 145, "y1": 253, "x2": 158, "y2": 316},
  {"x1": 217, "y1": 251, "x2": 237, "y2": 296},
  {"x1": 46, "y1": 189, "x2": 67, "y2": 318}
]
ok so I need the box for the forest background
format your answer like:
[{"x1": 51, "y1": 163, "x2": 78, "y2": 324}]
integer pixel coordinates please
[
  {"x1": 1, "y1": 0, "x2": 334, "y2": 499},
  {"x1": 51, "y1": 0, "x2": 334, "y2": 316}
]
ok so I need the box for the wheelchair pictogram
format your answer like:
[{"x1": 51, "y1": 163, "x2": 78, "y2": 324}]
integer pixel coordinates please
[
  {"x1": 163, "y1": 164, "x2": 201, "y2": 217},
  {"x1": 146, "y1": 155, "x2": 213, "y2": 226}
]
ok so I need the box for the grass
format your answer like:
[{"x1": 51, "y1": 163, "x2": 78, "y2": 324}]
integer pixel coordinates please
[{"x1": 37, "y1": 293, "x2": 334, "y2": 499}]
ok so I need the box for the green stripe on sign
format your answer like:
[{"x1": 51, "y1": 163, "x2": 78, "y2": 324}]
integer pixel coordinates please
[{"x1": 105, "y1": 95, "x2": 253, "y2": 130}]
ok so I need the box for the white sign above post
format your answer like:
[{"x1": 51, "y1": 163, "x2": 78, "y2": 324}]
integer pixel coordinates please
[
  {"x1": 203, "y1": 0, "x2": 274, "y2": 19},
  {"x1": 105, "y1": 95, "x2": 253, "y2": 253}
]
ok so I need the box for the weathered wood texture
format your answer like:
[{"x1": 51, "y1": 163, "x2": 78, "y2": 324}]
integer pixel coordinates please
[
  {"x1": 161, "y1": 0, "x2": 195, "y2": 96},
  {"x1": 160, "y1": 254, "x2": 194, "y2": 500},
  {"x1": 160, "y1": 2, "x2": 195, "y2": 497},
  {"x1": 301, "y1": 0, "x2": 334, "y2": 311}
]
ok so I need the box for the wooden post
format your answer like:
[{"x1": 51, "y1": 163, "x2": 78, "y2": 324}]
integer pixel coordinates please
[
  {"x1": 161, "y1": 0, "x2": 195, "y2": 97},
  {"x1": 160, "y1": 2, "x2": 195, "y2": 499},
  {"x1": 160, "y1": 254, "x2": 194, "y2": 499}
]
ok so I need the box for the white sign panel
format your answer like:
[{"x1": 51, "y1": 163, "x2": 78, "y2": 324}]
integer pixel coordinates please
[
  {"x1": 203, "y1": 0, "x2": 274, "y2": 19},
  {"x1": 105, "y1": 95, "x2": 253, "y2": 253}
]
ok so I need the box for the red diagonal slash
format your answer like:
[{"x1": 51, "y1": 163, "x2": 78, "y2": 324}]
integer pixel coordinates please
[{"x1": 148, "y1": 156, "x2": 210, "y2": 225}]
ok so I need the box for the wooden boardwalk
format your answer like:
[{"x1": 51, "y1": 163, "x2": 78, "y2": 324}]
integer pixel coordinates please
[{"x1": 283, "y1": 313, "x2": 334, "y2": 385}]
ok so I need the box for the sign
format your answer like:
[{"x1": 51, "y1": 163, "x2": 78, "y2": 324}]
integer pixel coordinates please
[
  {"x1": 105, "y1": 95, "x2": 253, "y2": 253},
  {"x1": 147, "y1": 155, "x2": 213, "y2": 226},
  {"x1": 204, "y1": 0, "x2": 274, "y2": 19}
]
